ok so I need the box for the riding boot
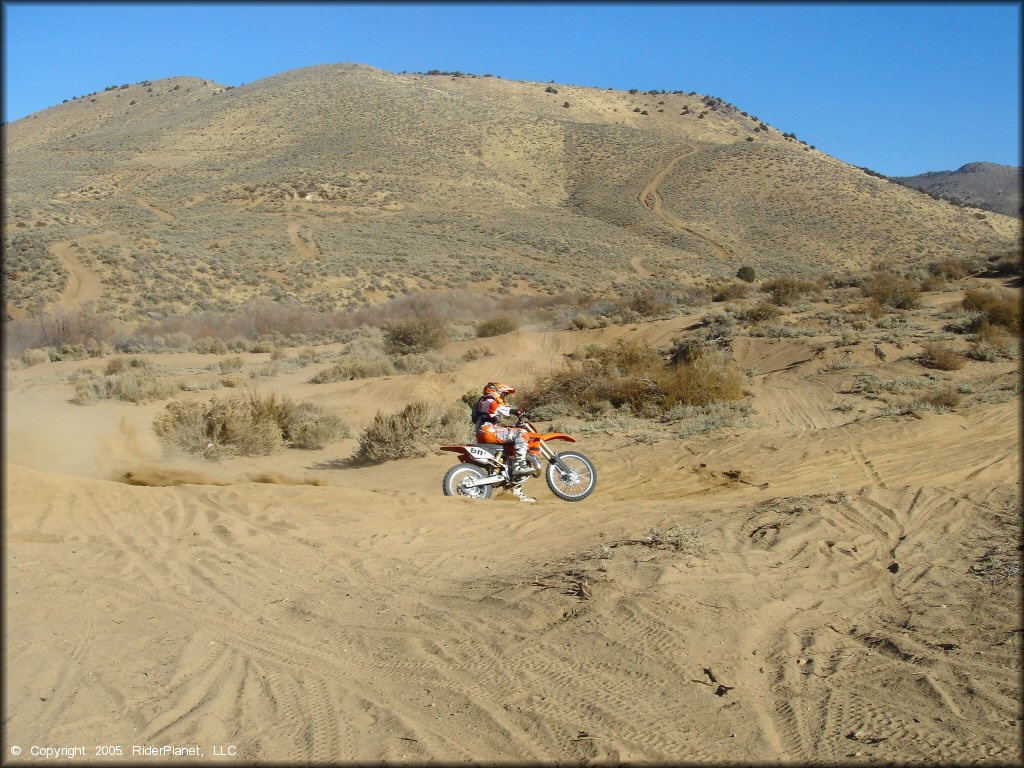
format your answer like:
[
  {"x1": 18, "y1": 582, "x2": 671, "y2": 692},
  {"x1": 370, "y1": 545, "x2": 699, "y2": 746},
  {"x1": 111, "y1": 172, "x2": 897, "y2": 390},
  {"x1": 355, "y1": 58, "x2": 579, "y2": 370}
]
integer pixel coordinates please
[
  {"x1": 510, "y1": 484, "x2": 536, "y2": 503},
  {"x1": 512, "y1": 442, "x2": 532, "y2": 476}
]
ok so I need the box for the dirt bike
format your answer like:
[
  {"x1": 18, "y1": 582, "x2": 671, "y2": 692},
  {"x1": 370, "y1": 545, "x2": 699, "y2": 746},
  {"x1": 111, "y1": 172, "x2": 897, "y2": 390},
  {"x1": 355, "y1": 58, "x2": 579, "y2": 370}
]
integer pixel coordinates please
[{"x1": 440, "y1": 413, "x2": 597, "y2": 502}]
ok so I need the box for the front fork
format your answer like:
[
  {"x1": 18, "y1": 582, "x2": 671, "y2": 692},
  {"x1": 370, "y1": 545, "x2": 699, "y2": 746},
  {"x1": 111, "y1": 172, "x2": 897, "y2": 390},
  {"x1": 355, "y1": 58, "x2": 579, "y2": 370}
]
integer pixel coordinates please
[{"x1": 537, "y1": 441, "x2": 570, "y2": 474}]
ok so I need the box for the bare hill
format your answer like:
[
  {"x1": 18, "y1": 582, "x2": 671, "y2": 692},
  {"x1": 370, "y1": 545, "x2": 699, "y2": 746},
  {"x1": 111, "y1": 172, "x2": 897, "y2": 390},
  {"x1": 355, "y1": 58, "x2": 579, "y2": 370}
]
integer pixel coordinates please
[
  {"x1": 4, "y1": 63, "x2": 1017, "y2": 321},
  {"x1": 893, "y1": 162, "x2": 1022, "y2": 218}
]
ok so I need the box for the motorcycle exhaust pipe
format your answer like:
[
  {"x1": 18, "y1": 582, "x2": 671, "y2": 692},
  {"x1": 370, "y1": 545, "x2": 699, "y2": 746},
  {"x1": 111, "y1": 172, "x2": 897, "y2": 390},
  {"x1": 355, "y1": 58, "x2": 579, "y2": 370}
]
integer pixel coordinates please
[{"x1": 463, "y1": 474, "x2": 507, "y2": 489}]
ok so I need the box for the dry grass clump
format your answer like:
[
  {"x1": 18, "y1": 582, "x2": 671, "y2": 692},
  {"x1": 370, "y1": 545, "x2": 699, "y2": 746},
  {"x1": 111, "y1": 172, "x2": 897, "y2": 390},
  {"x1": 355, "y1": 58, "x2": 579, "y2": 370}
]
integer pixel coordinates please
[
  {"x1": 962, "y1": 288, "x2": 1020, "y2": 335},
  {"x1": 476, "y1": 316, "x2": 519, "y2": 337},
  {"x1": 919, "y1": 390, "x2": 962, "y2": 410},
  {"x1": 862, "y1": 271, "x2": 921, "y2": 310},
  {"x1": 383, "y1": 315, "x2": 447, "y2": 354},
  {"x1": 73, "y1": 358, "x2": 178, "y2": 404},
  {"x1": 761, "y1": 276, "x2": 820, "y2": 306},
  {"x1": 310, "y1": 358, "x2": 395, "y2": 383},
  {"x1": 919, "y1": 342, "x2": 965, "y2": 371},
  {"x1": 522, "y1": 339, "x2": 743, "y2": 418},
  {"x1": 354, "y1": 401, "x2": 468, "y2": 463},
  {"x1": 153, "y1": 389, "x2": 349, "y2": 455}
]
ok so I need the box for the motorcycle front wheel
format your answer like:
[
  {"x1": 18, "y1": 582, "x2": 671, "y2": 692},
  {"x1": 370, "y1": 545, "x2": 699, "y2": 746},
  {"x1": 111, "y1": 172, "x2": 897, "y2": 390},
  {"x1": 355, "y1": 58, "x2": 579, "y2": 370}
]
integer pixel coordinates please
[
  {"x1": 546, "y1": 451, "x2": 597, "y2": 502},
  {"x1": 442, "y1": 465, "x2": 494, "y2": 499}
]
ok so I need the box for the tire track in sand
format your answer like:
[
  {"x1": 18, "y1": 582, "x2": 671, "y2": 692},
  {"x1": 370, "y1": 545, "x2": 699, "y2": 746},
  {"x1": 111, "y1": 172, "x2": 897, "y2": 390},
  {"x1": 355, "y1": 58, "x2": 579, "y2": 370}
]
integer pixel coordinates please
[{"x1": 638, "y1": 150, "x2": 730, "y2": 259}]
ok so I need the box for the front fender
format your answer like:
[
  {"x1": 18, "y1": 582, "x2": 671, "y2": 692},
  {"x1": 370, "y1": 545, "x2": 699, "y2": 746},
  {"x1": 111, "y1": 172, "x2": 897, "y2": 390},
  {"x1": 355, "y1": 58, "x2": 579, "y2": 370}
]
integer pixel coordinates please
[{"x1": 538, "y1": 433, "x2": 576, "y2": 443}]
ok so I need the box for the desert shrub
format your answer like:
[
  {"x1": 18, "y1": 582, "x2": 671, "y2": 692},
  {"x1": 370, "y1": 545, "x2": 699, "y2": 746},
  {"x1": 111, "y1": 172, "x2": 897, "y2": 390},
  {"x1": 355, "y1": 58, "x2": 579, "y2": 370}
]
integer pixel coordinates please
[
  {"x1": 461, "y1": 346, "x2": 493, "y2": 362},
  {"x1": 853, "y1": 373, "x2": 931, "y2": 396},
  {"x1": 735, "y1": 301, "x2": 780, "y2": 324},
  {"x1": 665, "y1": 326, "x2": 732, "y2": 366},
  {"x1": 20, "y1": 348, "x2": 51, "y2": 366},
  {"x1": 662, "y1": 351, "x2": 744, "y2": 409},
  {"x1": 476, "y1": 316, "x2": 518, "y2": 337},
  {"x1": 736, "y1": 266, "x2": 757, "y2": 283},
  {"x1": 919, "y1": 342, "x2": 964, "y2": 371},
  {"x1": 104, "y1": 356, "x2": 153, "y2": 375},
  {"x1": 295, "y1": 347, "x2": 324, "y2": 367},
  {"x1": 670, "y1": 402, "x2": 757, "y2": 437},
  {"x1": 984, "y1": 250, "x2": 1022, "y2": 277},
  {"x1": 761, "y1": 276, "x2": 819, "y2": 306},
  {"x1": 628, "y1": 288, "x2": 674, "y2": 316},
  {"x1": 354, "y1": 401, "x2": 468, "y2": 463},
  {"x1": 862, "y1": 271, "x2": 921, "y2": 310},
  {"x1": 920, "y1": 390, "x2": 962, "y2": 410},
  {"x1": 153, "y1": 389, "x2": 348, "y2": 456},
  {"x1": 962, "y1": 288, "x2": 1020, "y2": 334},
  {"x1": 967, "y1": 320, "x2": 1015, "y2": 361},
  {"x1": 279, "y1": 400, "x2": 351, "y2": 449},
  {"x1": 827, "y1": 273, "x2": 865, "y2": 289},
  {"x1": 193, "y1": 337, "x2": 229, "y2": 354},
  {"x1": 383, "y1": 315, "x2": 446, "y2": 354},
  {"x1": 310, "y1": 358, "x2": 395, "y2": 383},
  {"x1": 643, "y1": 524, "x2": 708, "y2": 554},
  {"x1": 250, "y1": 363, "x2": 280, "y2": 378},
  {"x1": 928, "y1": 258, "x2": 975, "y2": 281},
  {"x1": 74, "y1": 365, "x2": 178, "y2": 405},
  {"x1": 712, "y1": 282, "x2": 750, "y2": 302},
  {"x1": 522, "y1": 340, "x2": 742, "y2": 417},
  {"x1": 217, "y1": 355, "x2": 245, "y2": 373},
  {"x1": 392, "y1": 352, "x2": 457, "y2": 374}
]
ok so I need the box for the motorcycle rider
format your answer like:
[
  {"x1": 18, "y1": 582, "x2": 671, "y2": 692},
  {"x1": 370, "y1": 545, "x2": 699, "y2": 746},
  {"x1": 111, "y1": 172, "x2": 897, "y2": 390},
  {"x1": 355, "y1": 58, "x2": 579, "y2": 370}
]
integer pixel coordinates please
[{"x1": 473, "y1": 382, "x2": 535, "y2": 503}]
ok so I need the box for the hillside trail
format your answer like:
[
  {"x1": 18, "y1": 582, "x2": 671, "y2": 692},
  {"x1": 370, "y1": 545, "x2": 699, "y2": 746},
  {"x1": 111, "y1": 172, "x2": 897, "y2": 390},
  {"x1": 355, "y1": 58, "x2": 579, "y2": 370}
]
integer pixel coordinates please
[
  {"x1": 287, "y1": 222, "x2": 321, "y2": 260},
  {"x1": 135, "y1": 197, "x2": 173, "y2": 223},
  {"x1": 50, "y1": 240, "x2": 103, "y2": 310},
  {"x1": 638, "y1": 149, "x2": 730, "y2": 260}
]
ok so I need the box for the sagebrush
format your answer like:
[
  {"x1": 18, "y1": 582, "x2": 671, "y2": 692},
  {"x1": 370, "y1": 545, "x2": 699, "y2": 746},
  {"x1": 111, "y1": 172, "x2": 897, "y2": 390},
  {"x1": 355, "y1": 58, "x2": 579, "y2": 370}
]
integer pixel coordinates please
[{"x1": 153, "y1": 388, "x2": 349, "y2": 455}]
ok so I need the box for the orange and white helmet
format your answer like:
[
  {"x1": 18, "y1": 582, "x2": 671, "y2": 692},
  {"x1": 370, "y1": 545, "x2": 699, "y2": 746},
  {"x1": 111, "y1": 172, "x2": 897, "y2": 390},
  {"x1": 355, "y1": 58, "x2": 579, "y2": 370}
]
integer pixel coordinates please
[{"x1": 483, "y1": 382, "x2": 515, "y2": 405}]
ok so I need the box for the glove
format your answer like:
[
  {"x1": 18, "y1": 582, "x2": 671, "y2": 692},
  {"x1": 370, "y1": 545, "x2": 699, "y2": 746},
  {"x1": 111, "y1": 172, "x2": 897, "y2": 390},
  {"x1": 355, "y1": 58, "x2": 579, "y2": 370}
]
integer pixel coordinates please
[{"x1": 512, "y1": 408, "x2": 525, "y2": 417}]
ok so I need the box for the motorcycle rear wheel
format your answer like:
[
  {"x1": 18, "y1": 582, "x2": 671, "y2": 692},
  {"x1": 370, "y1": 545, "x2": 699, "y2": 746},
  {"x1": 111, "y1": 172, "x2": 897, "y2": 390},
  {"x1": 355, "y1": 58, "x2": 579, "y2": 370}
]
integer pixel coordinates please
[
  {"x1": 546, "y1": 451, "x2": 597, "y2": 501},
  {"x1": 442, "y1": 465, "x2": 494, "y2": 499}
]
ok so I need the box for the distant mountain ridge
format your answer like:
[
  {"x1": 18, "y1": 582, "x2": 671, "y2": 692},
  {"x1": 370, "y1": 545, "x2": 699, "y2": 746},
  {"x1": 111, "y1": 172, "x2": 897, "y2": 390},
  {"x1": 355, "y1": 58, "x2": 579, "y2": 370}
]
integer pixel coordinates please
[
  {"x1": 892, "y1": 162, "x2": 1021, "y2": 218},
  {"x1": 3, "y1": 63, "x2": 1019, "y2": 320}
]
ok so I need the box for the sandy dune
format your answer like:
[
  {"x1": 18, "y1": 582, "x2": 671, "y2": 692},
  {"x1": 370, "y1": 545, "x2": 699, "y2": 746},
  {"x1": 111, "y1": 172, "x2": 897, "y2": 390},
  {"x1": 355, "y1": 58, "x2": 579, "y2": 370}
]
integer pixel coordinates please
[{"x1": 4, "y1": 297, "x2": 1020, "y2": 763}]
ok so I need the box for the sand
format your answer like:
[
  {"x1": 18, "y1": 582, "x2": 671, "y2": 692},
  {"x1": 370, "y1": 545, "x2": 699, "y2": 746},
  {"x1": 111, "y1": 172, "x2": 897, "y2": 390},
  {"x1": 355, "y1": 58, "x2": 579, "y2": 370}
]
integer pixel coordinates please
[{"x1": 4, "y1": 304, "x2": 1021, "y2": 763}]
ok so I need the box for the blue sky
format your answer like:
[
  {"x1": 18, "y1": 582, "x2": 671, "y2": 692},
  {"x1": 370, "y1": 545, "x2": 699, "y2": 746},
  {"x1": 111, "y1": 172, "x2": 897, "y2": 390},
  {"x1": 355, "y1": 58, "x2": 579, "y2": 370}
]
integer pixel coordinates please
[{"x1": 3, "y1": 2, "x2": 1020, "y2": 176}]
